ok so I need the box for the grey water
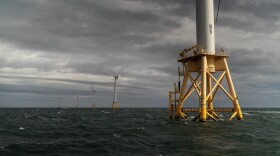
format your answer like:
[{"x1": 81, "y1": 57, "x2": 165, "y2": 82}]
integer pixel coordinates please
[{"x1": 0, "y1": 108, "x2": 279, "y2": 156}]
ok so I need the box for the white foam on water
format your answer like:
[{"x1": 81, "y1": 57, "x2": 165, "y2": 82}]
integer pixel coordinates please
[
  {"x1": 137, "y1": 126, "x2": 146, "y2": 130},
  {"x1": 101, "y1": 110, "x2": 110, "y2": 114},
  {"x1": 243, "y1": 112, "x2": 255, "y2": 116},
  {"x1": 19, "y1": 141, "x2": 28, "y2": 144},
  {"x1": 113, "y1": 133, "x2": 121, "y2": 138},
  {"x1": 18, "y1": 127, "x2": 25, "y2": 131},
  {"x1": 189, "y1": 116, "x2": 195, "y2": 119},
  {"x1": 262, "y1": 111, "x2": 280, "y2": 114},
  {"x1": 246, "y1": 111, "x2": 280, "y2": 114},
  {"x1": 146, "y1": 113, "x2": 152, "y2": 118}
]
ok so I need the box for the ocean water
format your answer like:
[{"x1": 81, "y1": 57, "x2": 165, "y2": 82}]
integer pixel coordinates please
[{"x1": 0, "y1": 108, "x2": 279, "y2": 156}]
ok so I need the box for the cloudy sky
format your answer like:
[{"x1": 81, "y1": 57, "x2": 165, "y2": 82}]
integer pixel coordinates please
[{"x1": 0, "y1": 0, "x2": 280, "y2": 108}]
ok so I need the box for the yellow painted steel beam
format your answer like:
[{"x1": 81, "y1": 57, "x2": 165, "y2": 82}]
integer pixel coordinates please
[
  {"x1": 189, "y1": 73, "x2": 201, "y2": 91},
  {"x1": 212, "y1": 111, "x2": 220, "y2": 119},
  {"x1": 210, "y1": 83, "x2": 220, "y2": 103},
  {"x1": 182, "y1": 108, "x2": 234, "y2": 112},
  {"x1": 223, "y1": 58, "x2": 243, "y2": 120},
  {"x1": 177, "y1": 70, "x2": 201, "y2": 119},
  {"x1": 181, "y1": 72, "x2": 201, "y2": 102},
  {"x1": 218, "y1": 84, "x2": 234, "y2": 102},
  {"x1": 200, "y1": 56, "x2": 207, "y2": 122},
  {"x1": 206, "y1": 71, "x2": 226, "y2": 100},
  {"x1": 207, "y1": 74, "x2": 213, "y2": 110},
  {"x1": 189, "y1": 73, "x2": 201, "y2": 96},
  {"x1": 207, "y1": 112, "x2": 217, "y2": 121},
  {"x1": 182, "y1": 81, "x2": 201, "y2": 102},
  {"x1": 229, "y1": 111, "x2": 238, "y2": 120},
  {"x1": 176, "y1": 67, "x2": 188, "y2": 119},
  {"x1": 206, "y1": 71, "x2": 234, "y2": 102},
  {"x1": 180, "y1": 112, "x2": 188, "y2": 118},
  {"x1": 178, "y1": 67, "x2": 188, "y2": 103}
]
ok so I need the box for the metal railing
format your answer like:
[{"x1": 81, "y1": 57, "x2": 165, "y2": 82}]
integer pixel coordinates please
[{"x1": 178, "y1": 46, "x2": 229, "y2": 60}]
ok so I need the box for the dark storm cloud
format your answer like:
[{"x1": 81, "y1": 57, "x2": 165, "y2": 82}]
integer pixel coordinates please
[
  {"x1": 229, "y1": 48, "x2": 280, "y2": 75},
  {"x1": 216, "y1": 0, "x2": 280, "y2": 34},
  {"x1": 1, "y1": 0, "x2": 279, "y2": 54},
  {"x1": 0, "y1": 73, "x2": 165, "y2": 97},
  {"x1": 220, "y1": 0, "x2": 280, "y2": 20},
  {"x1": 0, "y1": 0, "x2": 187, "y2": 54}
]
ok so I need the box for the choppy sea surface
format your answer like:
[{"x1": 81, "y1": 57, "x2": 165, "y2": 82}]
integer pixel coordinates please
[{"x1": 0, "y1": 108, "x2": 279, "y2": 156}]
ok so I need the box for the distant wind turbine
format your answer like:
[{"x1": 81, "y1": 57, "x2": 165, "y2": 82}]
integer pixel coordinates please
[
  {"x1": 58, "y1": 96, "x2": 61, "y2": 108},
  {"x1": 76, "y1": 95, "x2": 79, "y2": 108},
  {"x1": 112, "y1": 75, "x2": 120, "y2": 109},
  {"x1": 91, "y1": 83, "x2": 96, "y2": 109}
]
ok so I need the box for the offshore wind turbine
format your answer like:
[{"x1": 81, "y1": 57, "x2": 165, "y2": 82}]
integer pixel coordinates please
[
  {"x1": 76, "y1": 95, "x2": 79, "y2": 108},
  {"x1": 112, "y1": 75, "x2": 120, "y2": 109},
  {"x1": 75, "y1": 87, "x2": 80, "y2": 108},
  {"x1": 58, "y1": 96, "x2": 61, "y2": 108},
  {"x1": 91, "y1": 83, "x2": 96, "y2": 109},
  {"x1": 168, "y1": 0, "x2": 243, "y2": 122}
]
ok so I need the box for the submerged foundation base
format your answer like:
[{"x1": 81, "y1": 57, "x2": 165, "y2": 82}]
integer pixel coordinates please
[{"x1": 112, "y1": 102, "x2": 119, "y2": 109}]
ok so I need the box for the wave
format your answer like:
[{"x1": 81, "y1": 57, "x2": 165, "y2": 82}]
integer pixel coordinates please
[{"x1": 101, "y1": 110, "x2": 110, "y2": 114}]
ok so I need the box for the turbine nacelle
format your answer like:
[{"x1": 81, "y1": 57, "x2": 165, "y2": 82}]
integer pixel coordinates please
[
  {"x1": 91, "y1": 83, "x2": 96, "y2": 93},
  {"x1": 113, "y1": 75, "x2": 120, "y2": 80}
]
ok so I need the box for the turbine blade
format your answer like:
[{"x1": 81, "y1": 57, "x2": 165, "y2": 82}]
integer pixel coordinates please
[{"x1": 91, "y1": 83, "x2": 94, "y2": 91}]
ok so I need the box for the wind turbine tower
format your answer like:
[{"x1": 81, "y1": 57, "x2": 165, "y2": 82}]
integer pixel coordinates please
[
  {"x1": 169, "y1": 0, "x2": 243, "y2": 122},
  {"x1": 58, "y1": 96, "x2": 61, "y2": 108},
  {"x1": 91, "y1": 83, "x2": 96, "y2": 109},
  {"x1": 112, "y1": 75, "x2": 120, "y2": 109},
  {"x1": 76, "y1": 95, "x2": 79, "y2": 108}
]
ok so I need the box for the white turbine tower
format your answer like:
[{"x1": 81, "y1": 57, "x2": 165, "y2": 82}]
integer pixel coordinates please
[
  {"x1": 76, "y1": 95, "x2": 79, "y2": 108},
  {"x1": 91, "y1": 83, "x2": 96, "y2": 109},
  {"x1": 75, "y1": 87, "x2": 80, "y2": 108},
  {"x1": 112, "y1": 75, "x2": 120, "y2": 109},
  {"x1": 58, "y1": 96, "x2": 61, "y2": 108}
]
